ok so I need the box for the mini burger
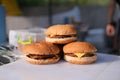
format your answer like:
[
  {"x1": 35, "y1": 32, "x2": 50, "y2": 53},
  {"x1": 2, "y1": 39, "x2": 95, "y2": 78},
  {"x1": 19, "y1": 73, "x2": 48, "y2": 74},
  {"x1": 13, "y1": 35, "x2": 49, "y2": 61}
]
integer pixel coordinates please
[
  {"x1": 45, "y1": 24, "x2": 77, "y2": 44},
  {"x1": 22, "y1": 42, "x2": 60, "y2": 64},
  {"x1": 63, "y1": 42, "x2": 97, "y2": 64}
]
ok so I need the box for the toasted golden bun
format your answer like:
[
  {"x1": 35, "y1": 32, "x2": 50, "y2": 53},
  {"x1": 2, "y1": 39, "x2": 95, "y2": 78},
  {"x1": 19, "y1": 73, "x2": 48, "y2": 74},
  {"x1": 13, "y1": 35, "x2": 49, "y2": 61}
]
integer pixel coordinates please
[
  {"x1": 45, "y1": 24, "x2": 77, "y2": 35},
  {"x1": 26, "y1": 56, "x2": 60, "y2": 65},
  {"x1": 63, "y1": 42, "x2": 97, "y2": 53},
  {"x1": 22, "y1": 42, "x2": 60, "y2": 55},
  {"x1": 64, "y1": 54, "x2": 97, "y2": 64},
  {"x1": 45, "y1": 36, "x2": 77, "y2": 44}
]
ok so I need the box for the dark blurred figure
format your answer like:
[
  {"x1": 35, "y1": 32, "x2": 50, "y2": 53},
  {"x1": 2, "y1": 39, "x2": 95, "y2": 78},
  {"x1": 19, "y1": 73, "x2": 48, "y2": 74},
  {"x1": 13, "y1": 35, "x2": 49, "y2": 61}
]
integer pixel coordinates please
[{"x1": 106, "y1": 0, "x2": 120, "y2": 52}]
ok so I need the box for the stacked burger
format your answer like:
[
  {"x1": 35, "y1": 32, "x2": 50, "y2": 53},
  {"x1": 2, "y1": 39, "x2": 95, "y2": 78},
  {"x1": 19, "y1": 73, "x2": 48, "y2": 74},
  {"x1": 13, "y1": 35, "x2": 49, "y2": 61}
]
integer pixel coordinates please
[
  {"x1": 22, "y1": 24, "x2": 97, "y2": 65},
  {"x1": 44, "y1": 24, "x2": 77, "y2": 44},
  {"x1": 44, "y1": 24, "x2": 77, "y2": 58},
  {"x1": 63, "y1": 42, "x2": 97, "y2": 64},
  {"x1": 23, "y1": 42, "x2": 60, "y2": 64},
  {"x1": 44, "y1": 24, "x2": 97, "y2": 65}
]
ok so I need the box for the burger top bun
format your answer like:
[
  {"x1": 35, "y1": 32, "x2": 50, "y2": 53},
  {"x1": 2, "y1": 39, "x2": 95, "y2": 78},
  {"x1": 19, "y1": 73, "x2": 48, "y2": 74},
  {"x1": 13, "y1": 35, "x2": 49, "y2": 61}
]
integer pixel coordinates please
[
  {"x1": 63, "y1": 42, "x2": 97, "y2": 53},
  {"x1": 45, "y1": 24, "x2": 77, "y2": 35},
  {"x1": 23, "y1": 42, "x2": 60, "y2": 55}
]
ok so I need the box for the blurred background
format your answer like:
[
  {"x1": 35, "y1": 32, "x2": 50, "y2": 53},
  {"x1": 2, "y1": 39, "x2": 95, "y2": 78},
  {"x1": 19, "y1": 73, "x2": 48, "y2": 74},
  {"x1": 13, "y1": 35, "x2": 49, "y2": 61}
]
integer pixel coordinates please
[
  {"x1": 0, "y1": 0, "x2": 119, "y2": 55},
  {"x1": 3, "y1": 0, "x2": 110, "y2": 28}
]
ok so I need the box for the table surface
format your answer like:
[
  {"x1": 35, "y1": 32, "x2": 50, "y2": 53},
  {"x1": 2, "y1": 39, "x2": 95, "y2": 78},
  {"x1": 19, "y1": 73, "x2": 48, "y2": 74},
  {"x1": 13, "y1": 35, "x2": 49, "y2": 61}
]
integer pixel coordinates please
[{"x1": 0, "y1": 53, "x2": 120, "y2": 80}]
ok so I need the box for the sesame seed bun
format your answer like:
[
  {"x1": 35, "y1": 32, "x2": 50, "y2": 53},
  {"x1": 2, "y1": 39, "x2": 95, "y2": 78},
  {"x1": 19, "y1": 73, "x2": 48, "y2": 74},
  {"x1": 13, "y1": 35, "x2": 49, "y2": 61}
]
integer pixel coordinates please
[
  {"x1": 63, "y1": 42, "x2": 97, "y2": 64},
  {"x1": 45, "y1": 24, "x2": 77, "y2": 44},
  {"x1": 22, "y1": 42, "x2": 60, "y2": 64},
  {"x1": 26, "y1": 56, "x2": 60, "y2": 65},
  {"x1": 63, "y1": 42, "x2": 97, "y2": 53},
  {"x1": 45, "y1": 24, "x2": 77, "y2": 35},
  {"x1": 45, "y1": 36, "x2": 77, "y2": 44},
  {"x1": 64, "y1": 54, "x2": 97, "y2": 64},
  {"x1": 23, "y1": 42, "x2": 60, "y2": 55}
]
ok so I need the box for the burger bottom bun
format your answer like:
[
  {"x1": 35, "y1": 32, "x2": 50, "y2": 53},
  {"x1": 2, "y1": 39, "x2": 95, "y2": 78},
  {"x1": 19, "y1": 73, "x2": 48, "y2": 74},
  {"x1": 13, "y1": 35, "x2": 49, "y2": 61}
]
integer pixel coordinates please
[
  {"x1": 64, "y1": 54, "x2": 97, "y2": 64},
  {"x1": 45, "y1": 36, "x2": 77, "y2": 44},
  {"x1": 26, "y1": 56, "x2": 60, "y2": 65}
]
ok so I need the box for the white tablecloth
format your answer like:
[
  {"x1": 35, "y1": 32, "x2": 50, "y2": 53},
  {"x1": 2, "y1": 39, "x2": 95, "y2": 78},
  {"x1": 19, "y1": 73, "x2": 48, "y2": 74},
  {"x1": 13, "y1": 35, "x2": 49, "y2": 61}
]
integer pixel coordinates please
[{"x1": 0, "y1": 53, "x2": 120, "y2": 80}]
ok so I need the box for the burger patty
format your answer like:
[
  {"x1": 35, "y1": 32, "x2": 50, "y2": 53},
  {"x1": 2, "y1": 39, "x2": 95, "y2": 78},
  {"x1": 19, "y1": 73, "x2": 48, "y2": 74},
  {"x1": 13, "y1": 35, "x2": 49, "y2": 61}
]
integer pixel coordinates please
[
  {"x1": 48, "y1": 34, "x2": 76, "y2": 38},
  {"x1": 27, "y1": 54, "x2": 59, "y2": 60},
  {"x1": 65, "y1": 53, "x2": 94, "y2": 57}
]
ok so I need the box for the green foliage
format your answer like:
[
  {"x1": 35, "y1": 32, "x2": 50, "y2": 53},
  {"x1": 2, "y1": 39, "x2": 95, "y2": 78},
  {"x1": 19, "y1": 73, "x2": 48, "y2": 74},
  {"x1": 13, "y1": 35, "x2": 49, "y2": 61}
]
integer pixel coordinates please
[
  {"x1": 17, "y1": 0, "x2": 109, "y2": 7},
  {"x1": 17, "y1": 0, "x2": 48, "y2": 7}
]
